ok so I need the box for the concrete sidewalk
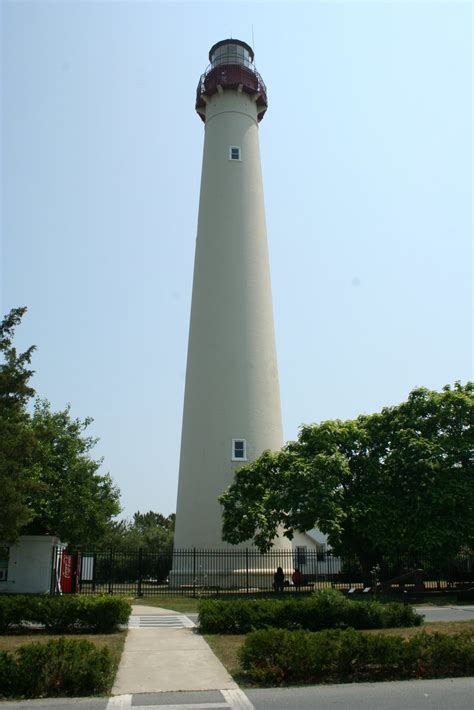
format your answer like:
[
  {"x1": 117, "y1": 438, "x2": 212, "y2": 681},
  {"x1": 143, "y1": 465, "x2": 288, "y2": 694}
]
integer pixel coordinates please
[{"x1": 112, "y1": 605, "x2": 237, "y2": 695}]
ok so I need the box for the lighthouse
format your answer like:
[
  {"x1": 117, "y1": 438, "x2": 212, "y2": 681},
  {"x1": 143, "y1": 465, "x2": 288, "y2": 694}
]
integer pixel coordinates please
[{"x1": 173, "y1": 40, "x2": 291, "y2": 572}]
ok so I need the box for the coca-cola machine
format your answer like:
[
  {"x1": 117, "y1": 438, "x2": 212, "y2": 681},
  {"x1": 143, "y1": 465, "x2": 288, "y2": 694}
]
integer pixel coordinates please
[{"x1": 59, "y1": 550, "x2": 81, "y2": 593}]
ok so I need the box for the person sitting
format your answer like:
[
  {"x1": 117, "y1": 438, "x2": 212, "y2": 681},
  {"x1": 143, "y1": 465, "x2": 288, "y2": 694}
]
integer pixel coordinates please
[
  {"x1": 292, "y1": 568, "x2": 304, "y2": 588},
  {"x1": 273, "y1": 566, "x2": 285, "y2": 592}
]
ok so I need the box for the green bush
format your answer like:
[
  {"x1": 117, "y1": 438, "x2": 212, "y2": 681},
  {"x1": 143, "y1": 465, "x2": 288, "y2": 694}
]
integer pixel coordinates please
[
  {"x1": 80, "y1": 596, "x2": 131, "y2": 632},
  {"x1": 0, "y1": 596, "x2": 40, "y2": 632},
  {"x1": 0, "y1": 638, "x2": 114, "y2": 698},
  {"x1": 41, "y1": 596, "x2": 130, "y2": 633},
  {"x1": 0, "y1": 597, "x2": 15, "y2": 633},
  {"x1": 239, "y1": 627, "x2": 474, "y2": 685},
  {"x1": 0, "y1": 595, "x2": 131, "y2": 633},
  {"x1": 198, "y1": 589, "x2": 423, "y2": 633},
  {"x1": 0, "y1": 651, "x2": 15, "y2": 696}
]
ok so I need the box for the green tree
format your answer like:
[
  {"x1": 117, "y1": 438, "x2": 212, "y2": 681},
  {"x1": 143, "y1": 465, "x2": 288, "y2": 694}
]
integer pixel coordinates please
[
  {"x1": 129, "y1": 511, "x2": 175, "y2": 550},
  {"x1": 98, "y1": 511, "x2": 175, "y2": 551},
  {"x1": 24, "y1": 400, "x2": 121, "y2": 547},
  {"x1": 220, "y1": 383, "x2": 474, "y2": 574},
  {"x1": 0, "y1": 308, "x2": 37, "y2": 541},
  {"x1": 0, "y1": 307, "x2": 121, "y2": 546}
]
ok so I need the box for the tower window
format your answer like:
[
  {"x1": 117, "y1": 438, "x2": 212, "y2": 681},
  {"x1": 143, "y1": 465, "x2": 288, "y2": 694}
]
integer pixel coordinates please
[
  {"x1": 232, "y1": 438, "x2": 247, "y2": 461},
  {"x1": 229, "y1": 146, "x2": 241, "y2": 161}
]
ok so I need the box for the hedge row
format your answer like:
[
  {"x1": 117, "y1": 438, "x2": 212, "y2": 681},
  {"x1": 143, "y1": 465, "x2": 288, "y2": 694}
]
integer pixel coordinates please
[
  {"x1": 198, "y1": 589, "x2": 423, "y2": 633},
  {"x1": 239, "y1": 627, "x2": 474, "y2": 685},
  {"x1": 0, "y1": 638, "x2": 114, "y2": 698},
  {"x1": 0, "y1": 595, "x2": 131, "y2": 633}
]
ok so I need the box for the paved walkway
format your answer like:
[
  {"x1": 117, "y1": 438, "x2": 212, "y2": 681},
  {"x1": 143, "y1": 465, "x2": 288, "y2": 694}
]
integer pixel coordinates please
[{"x1": 112, "y1": 605, "x2": 238, "y2": 697}]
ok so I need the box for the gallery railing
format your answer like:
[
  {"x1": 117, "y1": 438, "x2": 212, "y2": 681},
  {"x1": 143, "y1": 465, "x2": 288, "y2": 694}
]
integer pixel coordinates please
[{"x1": 50, "y1": 546, "x2": 474, "y2": 597}]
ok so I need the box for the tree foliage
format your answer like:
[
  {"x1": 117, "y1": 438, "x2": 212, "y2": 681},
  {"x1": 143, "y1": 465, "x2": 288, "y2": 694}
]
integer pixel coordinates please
[
  {"x1": 220, "y1": 383, "x2": 474, "y2": 570},
  {"x1": 0, "y1": 308, "x2": 121, "y2": 545},
  {"x1": 0, "y1": 308, "x2": 37, "y2": 541},
  {"x1": 98, "y1": 511, "x2": 175, "y2": 551},
  {"x1": 24, "y1": 400, "x2": 120, "y2": 547}
]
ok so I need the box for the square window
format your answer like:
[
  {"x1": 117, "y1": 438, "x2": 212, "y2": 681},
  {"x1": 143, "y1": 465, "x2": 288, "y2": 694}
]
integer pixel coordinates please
[
  {"x1": 229, "y1": 146, "x2": 241, "y2": 161},
  {"x1": 0, "y1": 547, "x2": 9, "y2": 582},
  {"x1": 295, "y1": 546, "x2": 307, "y2": 566},
  {"x1": 232, "y1": 438, "x2": 247, "y2": 461}
]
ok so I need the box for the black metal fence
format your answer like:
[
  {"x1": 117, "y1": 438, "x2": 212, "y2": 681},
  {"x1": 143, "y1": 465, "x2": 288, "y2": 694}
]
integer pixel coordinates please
[{"x1": 50, "y1": 547, "x2": 474, "y2": 597}]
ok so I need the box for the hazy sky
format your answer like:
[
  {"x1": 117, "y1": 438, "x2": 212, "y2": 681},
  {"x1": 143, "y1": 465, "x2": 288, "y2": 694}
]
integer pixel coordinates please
[{"x1": 2, "y1": 1, "x2": 472, "y2": 520}]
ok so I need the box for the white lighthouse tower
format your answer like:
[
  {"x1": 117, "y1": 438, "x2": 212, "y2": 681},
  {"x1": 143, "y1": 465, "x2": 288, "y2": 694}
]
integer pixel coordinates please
[{"x1": 173, "y1": 40, "x2": 291, "y2": 577}]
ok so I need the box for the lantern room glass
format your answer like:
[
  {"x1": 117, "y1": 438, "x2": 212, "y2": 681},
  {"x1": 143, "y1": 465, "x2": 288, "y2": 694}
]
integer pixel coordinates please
[{"x1": 210, "y1": 43, "x2": 253, "y2": 70}]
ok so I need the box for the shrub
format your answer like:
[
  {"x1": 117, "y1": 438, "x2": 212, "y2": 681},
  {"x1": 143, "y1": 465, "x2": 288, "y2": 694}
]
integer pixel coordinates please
[
  {"x1": 0, "y1": 595, "x2": 41, "y2": 632},
  {"x1": 239, "y1": 627, "x2": 474, "y2": 685},
  {"x1": 0, "y1": 595, "x2": 131, "y2": 633},
  {"x1": 41, "y1": 596, "x2": 80, "y2": 632},
  {"x1": 0, "y1": 638, "x2": 114, "y2": 698},
  {"x1": 380, "y1": 602, "x2": 423, "y2": 628},
  {"x1": 238, "y1": 628, "x2": 341, "y2": 685},
  {"x1": 0, "y1": 597, "x2": 15, "y2": 633},
  {"x1": 409, "y1": 629, "x2": 474, "y2": 678},
  {"x1": 80, "y1": 596, "x2": 131, "y2": 632},
  {"x1": 41, "y1": 596, "x2": 130, "y2": 633},
  {"x1": 198, "y1": 590, "x2": 422, "y2": 633},
  {"x1": 0, "y1": 651, "x2": 15, "y2": 696}
]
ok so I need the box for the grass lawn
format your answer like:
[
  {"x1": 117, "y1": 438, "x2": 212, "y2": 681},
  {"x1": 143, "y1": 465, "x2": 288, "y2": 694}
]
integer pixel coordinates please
[
  {"x1": 205, "y1": 634, "x2": 245, "y2": 680},
  {"x1": 204, "y1": 620, "x2": 474, "y2": 683}
]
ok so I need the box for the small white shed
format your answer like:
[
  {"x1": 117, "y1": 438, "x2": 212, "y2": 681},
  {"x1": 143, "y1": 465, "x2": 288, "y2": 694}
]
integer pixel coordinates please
[
  {"x1": 291, "y1": 529, "x2": 342, "y2": 578},
  {"x1": 0, "y1": 535, "x2": 60, "y2": 594}
]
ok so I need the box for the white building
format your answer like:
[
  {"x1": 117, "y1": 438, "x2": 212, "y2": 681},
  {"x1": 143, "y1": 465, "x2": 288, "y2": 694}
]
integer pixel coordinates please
[{"x1": 0, "y1": 535, "x2": 59, "y2": 594}]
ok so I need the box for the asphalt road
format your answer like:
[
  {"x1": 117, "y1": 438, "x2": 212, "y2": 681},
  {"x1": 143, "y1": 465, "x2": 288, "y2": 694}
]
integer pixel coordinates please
[
  {"x1": 415, "y1": 605, "x2": 474, "y2": 622},
  {"x1": 1, "y1": 681, "x2": 474, "y2": 710},
  {"x1": 247, "y1": 678, "x2": 474, "y2": 710},
  {"x1": 0, "y1": 701, "x2": 108, "y2": 709}
]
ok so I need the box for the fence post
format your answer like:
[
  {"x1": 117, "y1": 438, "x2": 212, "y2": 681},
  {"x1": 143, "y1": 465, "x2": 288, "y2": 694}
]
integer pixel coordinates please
[
  {"x1": 92, "y1": 552, "x2": 96, "y2": 592},
  {"x1": 138, "y1": 547, "x2": 143, "y2": 597},
  {"x1": 246, "y1": 548, "x2": 249, "y2": 595},
  {"x1": 50, "y1": 545, "x2": 58, "y2": 596},
  {"x1": 73, "y1": 551, "x2": 80, "y2": 594},
  {"x1": 108, "y1": 549, "x2": 113, "y2": 595},
  {"x1": 193, "y1": 548, "x2": 196, "y2": 598}
]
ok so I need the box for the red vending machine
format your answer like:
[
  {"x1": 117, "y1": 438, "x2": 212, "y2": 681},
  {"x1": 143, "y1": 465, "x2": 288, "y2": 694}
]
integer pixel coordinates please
[{"x1": 59, "y1": 550, "x2": 81, "y2": 593}]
